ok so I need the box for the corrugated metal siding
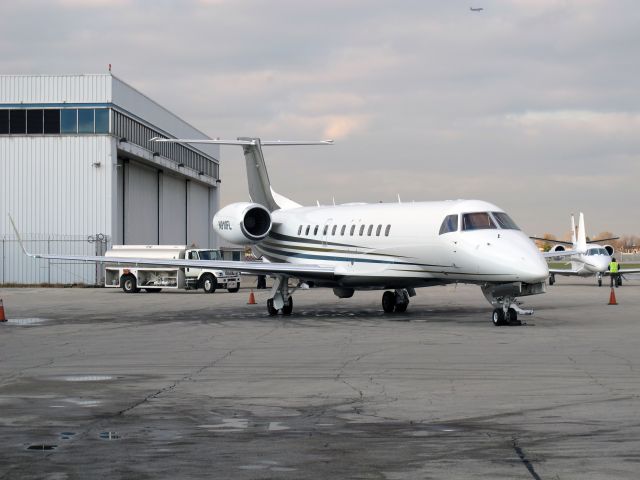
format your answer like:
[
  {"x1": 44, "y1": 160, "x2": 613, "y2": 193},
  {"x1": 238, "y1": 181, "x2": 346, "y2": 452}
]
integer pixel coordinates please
[
  {"x1": 187, "y1": 182, "x2": 211, "y2": 248},
  {"x1": 0, "y1": 136, "x2": 113, "y2": 284},
  {"x1": 123, "y1": 161, "x2": 159, "y2": 244},
  {"x1": 111, "y1": 76, "x2": 219, "y2": 160},
  {"x1": 159, "y1": 173, "x2": 187, "y2": 244},
  {"x1": 0, "y1": 74, "x2": 112, "y2": 104}
]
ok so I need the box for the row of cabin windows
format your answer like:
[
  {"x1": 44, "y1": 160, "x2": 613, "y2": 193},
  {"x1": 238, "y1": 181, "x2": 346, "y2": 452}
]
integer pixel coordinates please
[{"x1": 297, "y1": 223, "x2": 391, "y2": 237}]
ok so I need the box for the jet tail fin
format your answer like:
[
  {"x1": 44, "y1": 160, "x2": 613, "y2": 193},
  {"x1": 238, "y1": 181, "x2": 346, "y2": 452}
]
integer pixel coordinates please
[
  {"x1": 570, "y1": 214, "x2": 577, "y2": 246},
  {"x1": 576, "y1": 212, "x2": 587, "y2": 252}
]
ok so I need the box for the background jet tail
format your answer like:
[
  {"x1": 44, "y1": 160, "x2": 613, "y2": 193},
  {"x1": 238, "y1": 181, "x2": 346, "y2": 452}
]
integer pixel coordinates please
[
  {"x1": 570, "y1": 214, "x2": 577, "y2": 246},
  {"x1": 576, "y1": 212, "x2": 587, "y2": 252}
]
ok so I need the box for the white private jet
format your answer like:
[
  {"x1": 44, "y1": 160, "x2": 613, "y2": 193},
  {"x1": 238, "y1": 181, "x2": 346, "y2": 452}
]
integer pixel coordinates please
[
  {"x1": 11, "y1": 137, "x2": 549, "y2": 326},
  {"x1": 532, "y1": 212, "x2": 639, "y2": 286}
]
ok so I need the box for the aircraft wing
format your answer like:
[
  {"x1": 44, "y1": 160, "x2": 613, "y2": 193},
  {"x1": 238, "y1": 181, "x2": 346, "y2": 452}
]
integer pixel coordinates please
[
  {"x1": 530, "y1": 236, "x2": 573, "y2": 246},
  {"x1": 548, "y1": 268, "x2": 580, "y2": 276},
  {"x1": 9, "y1": 217, "x2": 336, "y2": 280},
  {"x1": 603, "y1": 267, "x2": 640, "y2": 276},
  {"x1": 542, "y1": 250, "x2": 579, "y2": 258}
]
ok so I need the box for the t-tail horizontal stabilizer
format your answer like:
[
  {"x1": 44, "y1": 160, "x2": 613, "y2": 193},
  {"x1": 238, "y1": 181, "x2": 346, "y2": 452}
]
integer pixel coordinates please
[{"x1": 150, "y1": 137, "x2": 332, "y2": 212}]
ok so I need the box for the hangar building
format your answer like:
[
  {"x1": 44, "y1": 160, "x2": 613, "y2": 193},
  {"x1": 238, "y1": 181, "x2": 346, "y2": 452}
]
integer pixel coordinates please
[{"x1": 0, "y1": 74, "x2": 220, "y2": 285}]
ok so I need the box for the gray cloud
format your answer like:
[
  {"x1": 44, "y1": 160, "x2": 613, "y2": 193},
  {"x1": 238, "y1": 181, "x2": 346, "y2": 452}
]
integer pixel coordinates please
[{"x1": 2, "y1": 0, "x2": 639, "y2": 235}]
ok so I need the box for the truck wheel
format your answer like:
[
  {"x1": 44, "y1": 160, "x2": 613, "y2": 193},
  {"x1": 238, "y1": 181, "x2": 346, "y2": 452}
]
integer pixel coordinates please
[
  {"x1": 227, "y1": 283, "x2": 240, "y2": 293},
  {"x1": 202, "y1": 274, "x2": 217, "y2": 293},
  {"x1": 121, "y1": 275, "x2": 139, "y2": 294}
]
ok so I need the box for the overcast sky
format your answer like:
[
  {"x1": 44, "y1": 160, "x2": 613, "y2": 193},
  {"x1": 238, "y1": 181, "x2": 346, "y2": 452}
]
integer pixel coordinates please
[{"x1": 2, "y1": 0, "x2": 639, "y2": 236}]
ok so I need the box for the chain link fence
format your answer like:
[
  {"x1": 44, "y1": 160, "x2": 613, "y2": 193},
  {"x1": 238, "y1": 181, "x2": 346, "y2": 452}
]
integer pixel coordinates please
[{"x1": 0, "y1": 234, "x2": 110, "y2": 286}]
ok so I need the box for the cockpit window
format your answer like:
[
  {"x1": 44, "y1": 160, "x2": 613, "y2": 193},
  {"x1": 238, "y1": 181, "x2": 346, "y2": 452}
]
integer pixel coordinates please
[
  {"x1": 462, "y1": 212, "x2": 496, "y2": 231},
  {"x1": 491, "y1": 212, "x2": 520, "y2": 230},
  {"x1": 588, "y1": 248, "x2": 608, "y2": 255},
  {"x1": 439, "y1": 214, "x2": 459, "y2": 235}
]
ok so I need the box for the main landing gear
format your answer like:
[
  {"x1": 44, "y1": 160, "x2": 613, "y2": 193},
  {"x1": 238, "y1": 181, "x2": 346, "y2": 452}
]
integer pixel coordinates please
[
  {"x1": 381, "y1": 288, "x2": 415, "y2": 313},
  {"x1": 266, "y1": 275, "x2": 296, "y2": 316},
  {"x1": 549, "y1": 273, "x2": 555, "y2": 285}
]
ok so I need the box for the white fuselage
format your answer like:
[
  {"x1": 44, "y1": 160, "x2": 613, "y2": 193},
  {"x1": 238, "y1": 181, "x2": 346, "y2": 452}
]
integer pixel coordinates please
[
  {"x1": 255, "y1": 199, "x2": 548, "y2": 289},
  {"x1": 562, "y1": 245, "x2": 612, "y2": 277}
]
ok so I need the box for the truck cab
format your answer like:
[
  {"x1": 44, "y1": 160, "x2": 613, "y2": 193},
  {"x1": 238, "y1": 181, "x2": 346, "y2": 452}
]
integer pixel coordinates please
[{"x1": 185, "y1": 249, "x2": 240, "y2": 293}]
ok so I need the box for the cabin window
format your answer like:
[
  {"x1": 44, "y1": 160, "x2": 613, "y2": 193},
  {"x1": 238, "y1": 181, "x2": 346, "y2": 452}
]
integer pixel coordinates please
[
  {"x1": 314, "y1": 225, "x2": 319, "y2": 235},
  {"x1": 376, "y1": 224, "x2": 382, "y2": 236},
  {"x1": 323, "y1": 225, "x2": 328, "y2": 235},
  {"x1": 491, "y1": 212, "x2": 520, "y2": 230},
  {"x1": 305, "y1": 225, "x2": 310, "y2": 236},
  {"x1": 298, "y1": 225, "x2": 302, "y2": 235},
  {"x1": 350, "y1": 225, "x2": 356, "y2": 236},
  {"x1": 359, "y1": 225, "x2": 365, "y2": 236},
  {"x1": 367, "y1": 225, "x2": 373, "y2": 236},
  {"x1": 385, "y1": 225, "x2": 391, "y2": 236},
  {"x1": 462, "y1": 212, "x2": 496, "y2": 231},
  {"x1": 439, "y1": 214, "x2": 459, "y2": 235},
  {"x1": 341, "y1": 225, "x2": 346, "y2": 236},
  {"x1": 332, "y1": 225, "x2": 337, "y2": 235}
]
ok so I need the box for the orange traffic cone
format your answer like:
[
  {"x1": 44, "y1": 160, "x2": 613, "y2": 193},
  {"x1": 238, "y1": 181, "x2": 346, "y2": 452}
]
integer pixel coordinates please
[
  {"x1": 608, "y1": 287, "x2": 618, "y2": 305},
  {"x1": 247, "y1": 289, "x2": 257, "y2": 305},
  {"x1": 0, "y1": 298, "x2": 6, "y2": 322}
]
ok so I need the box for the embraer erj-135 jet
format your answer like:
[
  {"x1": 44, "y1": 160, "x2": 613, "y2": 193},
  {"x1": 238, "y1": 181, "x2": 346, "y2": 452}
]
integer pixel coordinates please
[
  {"x1": 532, "y1": 213, "x2": 640, "y2": 286},
  {"x1": 11, "y1": 137, "x2": 548, "y2": 326}
]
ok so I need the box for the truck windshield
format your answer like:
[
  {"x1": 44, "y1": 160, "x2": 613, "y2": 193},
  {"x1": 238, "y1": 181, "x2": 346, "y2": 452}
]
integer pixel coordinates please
[{"x1": 198, "y1": 250, "x2": 222, "y2": 260}]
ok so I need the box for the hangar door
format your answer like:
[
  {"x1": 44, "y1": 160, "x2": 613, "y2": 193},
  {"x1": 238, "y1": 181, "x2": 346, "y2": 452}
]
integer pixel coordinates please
[
  {"x1": 160, "y1": 173, "x2": 187, "y2": 244},
  {"x1": 124, "y1": 162, "x2": 158, "y2": 244},
  {"x1": 187, "y1": 182, "x2": 210, "y2": 248}
]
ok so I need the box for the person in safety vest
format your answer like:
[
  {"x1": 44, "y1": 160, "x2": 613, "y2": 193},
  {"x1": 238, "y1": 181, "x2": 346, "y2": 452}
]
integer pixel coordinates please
[{"x1": 609, "y1": 257, "x2": 620, "y2": 288}]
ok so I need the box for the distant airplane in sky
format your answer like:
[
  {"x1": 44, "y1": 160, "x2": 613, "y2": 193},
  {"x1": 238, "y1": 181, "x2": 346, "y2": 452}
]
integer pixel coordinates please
[{"x1": 470, "y1": 7, "x2": 484, "y2": 12}]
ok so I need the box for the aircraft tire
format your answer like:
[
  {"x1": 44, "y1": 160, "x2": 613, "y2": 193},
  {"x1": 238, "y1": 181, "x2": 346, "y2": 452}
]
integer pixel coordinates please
[
  {"x1": 227, "y1": 283, "x2": 240, "y2": 293},
  {"x1": 598, "y1": 278, "x2": 602, "y2": 287},
  {"x1": 267, "y1": 299, "x2": 278, "y2": 316},
  {"x1": 382, "y1": 291, "x2": 395, "y2": 313},
  {"x1": 507, "y1": 308, "x2": 518, "y2": 324},
  {"x1": 492, "y1": 308, "x2": 506, "y2": 326},
  {"x1": 395, "y1": 301, "x2": 408, "y2": 313},
  {"x1": 282, "y1": 297, "x2": 293, "y2": 316},
  {"x1": 617, "y1": 276, "x2": 622, "y2": 287},
  {"x1": 549, "y1": 274, "x2": 555, "y2": 286}
]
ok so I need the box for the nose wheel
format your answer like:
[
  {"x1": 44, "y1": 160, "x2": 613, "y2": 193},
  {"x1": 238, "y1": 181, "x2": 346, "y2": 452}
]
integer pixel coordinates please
[{"x1": 492, "y1": 307, "x2": 518, "y2": 326}]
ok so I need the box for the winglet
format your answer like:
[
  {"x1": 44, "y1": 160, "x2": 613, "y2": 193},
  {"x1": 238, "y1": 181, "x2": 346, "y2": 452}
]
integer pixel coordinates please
[{"x1": 8, "y1": 215, "x2": 33, "y2": 257}]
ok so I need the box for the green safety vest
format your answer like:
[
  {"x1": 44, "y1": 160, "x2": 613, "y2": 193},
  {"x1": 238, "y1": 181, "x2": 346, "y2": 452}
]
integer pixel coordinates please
[{"x1": 609, "y1": 261, "x2": 619, "y2": 273}]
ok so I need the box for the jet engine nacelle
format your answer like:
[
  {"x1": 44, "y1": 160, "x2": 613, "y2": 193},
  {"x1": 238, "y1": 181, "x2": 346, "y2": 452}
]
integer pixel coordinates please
[
  {"x1": 550, "y1": 245, "x2": 566, "y2": 253},
  {"x1": 604, "y1": 245, "x2": 614, "y2": 256},
  {"x1": 213, "y1": 202, "x2": 272, "y2": 245}
]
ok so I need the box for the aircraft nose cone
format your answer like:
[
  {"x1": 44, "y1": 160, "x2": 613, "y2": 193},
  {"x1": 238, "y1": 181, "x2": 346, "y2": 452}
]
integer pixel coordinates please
[{"x1": 521, "y1": 254, "x2": 549, "y2": 283}]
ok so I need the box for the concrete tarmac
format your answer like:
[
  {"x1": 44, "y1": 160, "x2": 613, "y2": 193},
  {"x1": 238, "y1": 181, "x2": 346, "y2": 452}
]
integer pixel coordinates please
[{"x1": 1, "y1": 277, "x2": 640, "y2": 479}]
